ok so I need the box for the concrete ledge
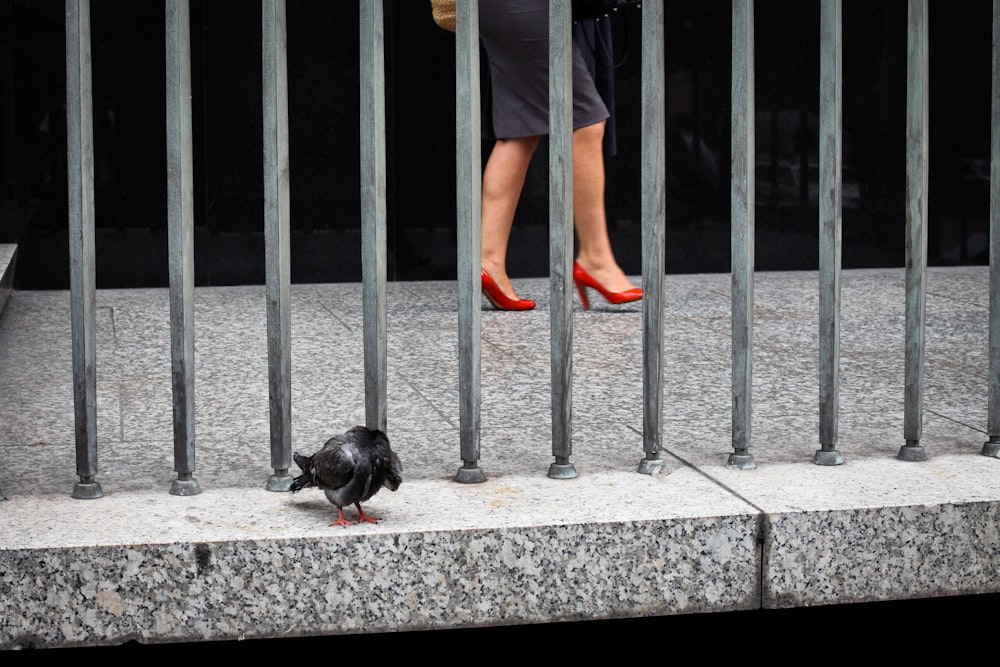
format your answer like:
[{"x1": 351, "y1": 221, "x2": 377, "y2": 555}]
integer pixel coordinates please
[
  {"x1": 0, "y1": 473, "x2": 762, "y2": 649},
  {"x1": 764, "y1": 501, "x2": 1000, "y2": 608},
  {"x1": 4, "y1": 465, "x2": 1000, "y2": 649},
  {"x1": 6, "y1": 493, "x2": 1000, "y2": 648}
]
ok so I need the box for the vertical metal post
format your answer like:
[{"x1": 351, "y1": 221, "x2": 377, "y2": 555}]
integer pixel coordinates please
[
  {"x1": 263, "y1": 0, "x2": 293, "y2": 490},
  {"x1": 638, "y1": 0, "x2": 667, "y2": 475},
  {"x1": 455, "y1": 1, "x2": 485, "y2": 483},
  {"x1": 816, "y1": 0, "x2": 844, "y2": 466},
  {"x1": 983, "y1": 0, "x2": 1000, "y2": 458},
  {"x1": 166, "y1": 0, "x2": 201, "y2": 495},
  {"x1": 0, "y1": 1, "x2": 9, "y2": 502},
  {"x1": 360, "y1": 0, "x2": 388, "y2": 434},
  {"x1": 900, "y1": 0, "x2": 928, "y2": 462},
  {"x1": 66, "y1": 0, "x2": 102, "y2": 499},
  {"x1": 729, "y1": 0, "x2": 755, "y2": 469},
  {"x1": 548, "y1": 0, "x2": 576, "y2": 479}
]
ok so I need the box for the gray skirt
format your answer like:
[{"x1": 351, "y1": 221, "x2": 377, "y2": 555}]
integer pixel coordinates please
[{"x1": 479, "y1": 0, "x2": 610, "y2": 139}]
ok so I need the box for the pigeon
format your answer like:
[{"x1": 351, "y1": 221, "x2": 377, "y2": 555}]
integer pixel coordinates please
[{"x1": 290, "y1": 425, "x2": 402, "y2": 527}]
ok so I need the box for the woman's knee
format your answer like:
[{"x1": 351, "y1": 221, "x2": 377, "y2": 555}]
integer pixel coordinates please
[{"x1": 573, "y1": 120, "x2": 606, "y2": 147}]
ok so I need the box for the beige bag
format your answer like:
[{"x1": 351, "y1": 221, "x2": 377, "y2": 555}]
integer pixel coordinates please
[{"x1": 429, "y1": 0, "x2": 456, "y2": 32}]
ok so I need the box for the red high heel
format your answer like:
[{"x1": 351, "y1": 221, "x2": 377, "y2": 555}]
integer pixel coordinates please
[
  {"x1": 573, "y1": 262, "x2": 643, "y2": 309},
  {"x1": 481, "y1": 270, "x2": 536, "y2": 311}
]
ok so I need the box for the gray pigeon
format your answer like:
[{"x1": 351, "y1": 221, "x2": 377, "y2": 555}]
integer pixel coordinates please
[{"x1": 291, "y1": 426, "x2": 402, "y2": 527}]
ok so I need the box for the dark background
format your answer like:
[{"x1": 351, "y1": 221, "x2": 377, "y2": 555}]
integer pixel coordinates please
[{"x1": 0, "y1": 0, "x2": 992, "y2": 290}]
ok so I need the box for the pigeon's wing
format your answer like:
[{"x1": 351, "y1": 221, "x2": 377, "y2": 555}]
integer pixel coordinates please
[
  {"x1": 312, "y1": 436, "x2": 360, "y2": 488},
  {"x1": 314, "y1": 432, "x2": 372, "y2": 508}
]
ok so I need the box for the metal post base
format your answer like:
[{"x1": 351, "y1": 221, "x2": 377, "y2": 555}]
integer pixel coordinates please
[
  {"x1": 981, "y1": 440, "x2": 1000, "y2": 458},
  {"x1": 637, "y1": 456, "x2": 667, "y2": 475},
  {"x1": 897, "y1": 443, "x2": 928, "y2": 461},
  {"x1": 170, "y1": 476, "x2": 202, "y2": 496},
  {"x1": 548, "y1": 462, "x2": 578, "y2": 479},
  {"x1": 727, "y1": 453, "x2": 756, "y2": 470},
  {"x1": 72, "y1": 480, "x2": 103, "y2": 499},
  {"x1": 813, "y1": 449, "x2": 844, "y2": 466},
  {"x1": 266, "y1": 471, "x2": 293, "y2": 492},
  {"x1": 455, "y1": 464, "x2": 486, "y2": 484}
]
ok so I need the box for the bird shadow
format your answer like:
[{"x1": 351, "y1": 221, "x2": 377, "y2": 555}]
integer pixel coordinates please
[{"x1": 285, "y1": 493, "x2": 383, "y2": 527}]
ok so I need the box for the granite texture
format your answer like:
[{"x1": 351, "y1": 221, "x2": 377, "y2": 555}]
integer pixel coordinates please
[
  {"x1": 2, "y1": 470, "x2": 762, "y2": 648},
  {"x1": 764, "y1": 501, "x2": 1000, "y2": 607},
  {"x1": 1, "y1": 267, "x2": 998, "y2": 649},
  {"x1": 1, "y1": 516, "x2": 760, "y2": 648}
]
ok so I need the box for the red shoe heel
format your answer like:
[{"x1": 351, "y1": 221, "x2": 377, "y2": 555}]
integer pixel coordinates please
[
  {"x1": 481, "y1": 270, "x2": 536, "y2": 311},
  {"x1": 575, "y1": 280, "x2": 591, "y2": 310},
  {"x1": 572, "y1": 262, "x2": 643, "y2": 309}
]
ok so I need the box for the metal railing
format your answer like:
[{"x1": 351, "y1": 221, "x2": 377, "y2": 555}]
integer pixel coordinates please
[{"x1": 49, "y1": 0, "x2": 1000, "y2": 501}]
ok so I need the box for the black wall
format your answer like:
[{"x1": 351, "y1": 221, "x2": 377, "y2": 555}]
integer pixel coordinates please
[{"x1": 0, "y1": 0, "x2": 992, "y2": 289}]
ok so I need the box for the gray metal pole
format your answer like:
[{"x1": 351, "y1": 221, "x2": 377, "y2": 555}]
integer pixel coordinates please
[
  {"x1": 983, "y1": 0, "x2": 1000, "y2": 458},
  {"x1": 729, "y1": 0, "x2": 755, "y2": 470},
  {"x1": 1, "y1": 1, "x2": 9, "y2": 500},
  {"x1": 66, "y1": 0, "x2": 102, "y2": 499},
  {"x1": 360, "y1": 0, "x2": 388, "y2": 434},
  {"x1": 263, "y1": 0, "x2": 293, "y2": 490},
  {"x1": 455, "y1": 0, "x2": 485, "y2": 483},
  {"x1": 166, "y1": 0, "x2": 201, "y2": 495},
  {"x1": 900, "y1": 0, "x2": 928, "y2": 462},
  {"x1": 548, "y1": 0, "x2": 576, "y2": 479},
  {"x1": 816, "y1": 0, "x2": 844, "y2": 466},
  {"x1": 638, "y1": 0, "x2": 667, "y2": 475}
]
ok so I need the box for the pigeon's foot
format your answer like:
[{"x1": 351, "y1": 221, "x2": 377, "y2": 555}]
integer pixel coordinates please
[
  {"x1": 355, "y1": 503, "x2": 379, "y2": 524},
  {"x1": 331, "y1": 509, "x2": 354, "y2": 528}
]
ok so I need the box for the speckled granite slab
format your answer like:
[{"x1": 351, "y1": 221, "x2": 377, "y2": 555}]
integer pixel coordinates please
[
  {"x1": 764, "y1": 500, "x2": 1000, "y2": 608},
  {"x1": 1, "y1": 267, "x2": 998, "y2": 649},
  {"x1": 0, "y1": 471, "x2": 761, "y2": 648}
]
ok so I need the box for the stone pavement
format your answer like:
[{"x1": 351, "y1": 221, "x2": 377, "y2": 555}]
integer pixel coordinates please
[{"x1": 0, "y1": 246, "x2": 996, "y2": 649}]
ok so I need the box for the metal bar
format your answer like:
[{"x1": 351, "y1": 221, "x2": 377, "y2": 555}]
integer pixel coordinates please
[
  {"x1": 729, "y1": 0, "x2": 755, "y2": 470},
  {"x1": 816, "y1": 0, "x2": 844, "y2": 466},
  {"x1": 983, "y1": 0, "x2": 1000, "y2": 458},
  {"x1": 262, "y1": 0, "x2": 293, "y2": 489},
  {"x1": 66, "y1": 0, "x2": 102, "y2": 499},
  {"x1": 360, "y1": 0, "x2": 388, "y2": 434},
  {"x1": 454, "y1": 0, "x2": 485, "y2": 483},
  {"x1": 548, "y1": 0, "x2": 576, "y2": 479},
  {"x1": 165, "y1": 0, "x2": 200, "y2": 495},
  {"x1": 900, "y1": 0, "x2": 928, "y2": 462},
  {"x1": 638, "y1": 0, "x2": 666, "y2": 475}
]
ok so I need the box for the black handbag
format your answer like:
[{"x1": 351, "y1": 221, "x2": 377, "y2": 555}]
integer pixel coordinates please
[{"x1": 572, "y1": 0, "x2": 641, "y2": 22}]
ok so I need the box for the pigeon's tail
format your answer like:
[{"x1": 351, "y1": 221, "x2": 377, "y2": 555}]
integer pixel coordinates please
[
  {"x1": 290, "y1": 452, "x2": 315, "y2": 493},
  {"x1": 293, "y1": 451, "x2": 312, "y2": 471},
  {"x1": 369, "y1": 430, "x2": 403, "y2": 492}
]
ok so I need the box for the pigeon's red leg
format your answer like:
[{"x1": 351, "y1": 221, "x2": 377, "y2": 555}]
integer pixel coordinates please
[
  {"x1": 355, "y1": 503, "x2": 379, "y2": 524},
  {"x1": 331, "y1": 508, "x2": 353, "y2": 528}
]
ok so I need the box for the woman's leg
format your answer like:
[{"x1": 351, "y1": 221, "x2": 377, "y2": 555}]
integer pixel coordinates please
[
  {"x1": 572, "y1": 120, "x2": 637, "y2": 293},
  {"x1": 481, "y1": 134, "x2": 542, "y2": 300}
]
